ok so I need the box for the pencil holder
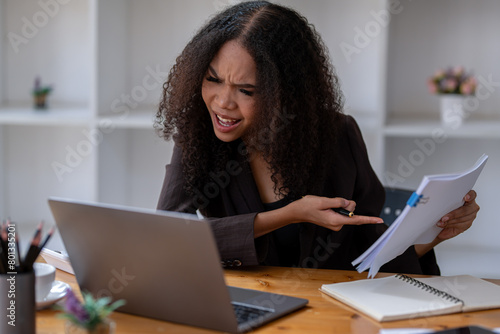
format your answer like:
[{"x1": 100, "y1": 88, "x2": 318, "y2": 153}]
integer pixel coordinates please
[{"x1": 0, "y1": 271, "x2": 36, "y2": 334}]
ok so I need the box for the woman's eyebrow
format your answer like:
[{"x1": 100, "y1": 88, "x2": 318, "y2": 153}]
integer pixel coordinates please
[
  {"x1": 208, "y1": 65, "x2": 255, "y2": 89},
  {"x1": 208, "y1": 66, "x2": 219, "y2": 77}
]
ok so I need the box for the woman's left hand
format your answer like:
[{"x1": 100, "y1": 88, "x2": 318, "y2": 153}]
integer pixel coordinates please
[
  {"x1": 435, "y1": 189, "x2": 479, "y2": 241},
  {"x1": 415, "y1": 190, "x2": 479, "y2": 257}
]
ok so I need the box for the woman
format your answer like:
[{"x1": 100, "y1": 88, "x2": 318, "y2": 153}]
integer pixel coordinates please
[{"x1": 155, "y1": 1, "x2": 479, "y2": 274}]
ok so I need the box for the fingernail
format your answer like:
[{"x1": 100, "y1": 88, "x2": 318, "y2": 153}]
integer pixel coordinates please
[
  {"x1": 465, "y1": 194, "x2": 471, "y2": 201},
  {"x1": 442, "y1": 216, "x2": 449, "y2": 222},
  {"x1": 437, "y1": 221, "x2": 445, "y2": 227}
]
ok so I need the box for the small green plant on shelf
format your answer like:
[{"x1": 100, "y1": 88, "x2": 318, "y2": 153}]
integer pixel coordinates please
[{"x1": 32, "y1": 76, "x2": 53, "y2": 109}]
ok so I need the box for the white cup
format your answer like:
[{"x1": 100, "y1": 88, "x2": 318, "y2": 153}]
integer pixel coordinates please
[{"x1": 33, "y1": 263, "x2": 56, "y2": 302}]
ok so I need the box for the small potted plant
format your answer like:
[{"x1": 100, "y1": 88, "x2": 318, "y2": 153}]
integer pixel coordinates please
[
  {"x1": 57, "y1": 290, "x2": 125, "y2": 334},
  {"x1": 32, "y1": 76, "x2": 53, "y2": 109},
  {"x1": 427, "y1": 66, "x2": 477, "y2": 126}
]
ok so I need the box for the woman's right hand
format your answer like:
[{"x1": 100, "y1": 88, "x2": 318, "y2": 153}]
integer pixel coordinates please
[
  {"x1": 253, "y1": 195, "x2": 384, "y2": 238},
  {"x1": 290, "y1": 195, "x2": 384, "y2": 231}
]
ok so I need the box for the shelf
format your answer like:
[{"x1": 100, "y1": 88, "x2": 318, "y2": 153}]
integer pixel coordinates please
[
  {"x1": 384, "y1": 119, "x2": 500, "y2": 139},
  {"x1": 0, "y1": 105, "x2": 91, "y2": 126},
  {"x1": 0, "y1": 106, "x2": 158, "y2": 129},
  {"x1": 97, "y1": 110, "x2": 157, "y2": 129}
]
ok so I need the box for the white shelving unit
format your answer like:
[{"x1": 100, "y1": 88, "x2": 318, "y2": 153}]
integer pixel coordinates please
[
  {"x1": 0, "y1": 0, "x2": 182, "y2": 252},
  {"x1": 0, "y1": 105, "x2": 90, "y2": 126},
  {"x1": 1, "y1": 0, "x2": 94, "y2": 253},
  {"x1": 384, "y1": 119, "x2": 500, "y2": 139}
]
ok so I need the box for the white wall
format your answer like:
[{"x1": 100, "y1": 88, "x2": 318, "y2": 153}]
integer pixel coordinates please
[{"x1": 97, "y1": 128, "x2": 173, "y2": 209}]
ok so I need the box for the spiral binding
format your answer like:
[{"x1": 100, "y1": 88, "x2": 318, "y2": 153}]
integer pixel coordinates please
[{"x1": 395, "y1": 274, "x2": 465, "y2": 305}]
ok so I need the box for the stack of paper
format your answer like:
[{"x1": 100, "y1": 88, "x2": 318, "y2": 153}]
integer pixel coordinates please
[{"x1": 353, "y1": 154, "x2": 488, "y2": 277}]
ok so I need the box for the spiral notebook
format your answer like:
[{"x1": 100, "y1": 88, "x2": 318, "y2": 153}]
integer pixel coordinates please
[{"x1": 320, "y1": 274, "x2": 500, "y2": 322}]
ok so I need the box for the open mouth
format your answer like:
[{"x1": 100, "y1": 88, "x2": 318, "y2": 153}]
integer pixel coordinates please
[{"x1": 216, "y1": 114, "x2": 241, "y2": 127}]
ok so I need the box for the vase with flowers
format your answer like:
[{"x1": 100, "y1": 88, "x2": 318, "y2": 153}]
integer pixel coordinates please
[
  {"x1": 57, "y1": 290, "x2": 125, "y2": 334},
  {"x1": 427, "y1": 66, "x2": 477, "y2": 127}
]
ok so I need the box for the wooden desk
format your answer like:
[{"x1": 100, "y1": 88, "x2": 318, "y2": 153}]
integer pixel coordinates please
[{"x1": 37, "y1": 267, "x2": 500, "y2": 333}]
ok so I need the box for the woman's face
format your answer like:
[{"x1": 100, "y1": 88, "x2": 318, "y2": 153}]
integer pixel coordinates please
[{"x1": 202, "y1": 40, "x2": 257, "y2": 143}]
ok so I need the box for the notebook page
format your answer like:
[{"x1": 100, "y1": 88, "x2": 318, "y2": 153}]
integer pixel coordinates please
[{"x1": 416, "y1": 275, "x2": 500, "y2": 312}]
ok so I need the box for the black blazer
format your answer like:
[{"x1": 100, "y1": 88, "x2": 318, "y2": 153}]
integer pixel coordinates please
[{"x1": 157, "y1": 114, "x2": 440, "y2": 275}]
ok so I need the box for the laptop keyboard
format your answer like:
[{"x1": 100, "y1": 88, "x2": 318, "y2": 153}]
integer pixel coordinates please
[{"x1": 232, "y1": 302, "x2": 274, "y2": 325}]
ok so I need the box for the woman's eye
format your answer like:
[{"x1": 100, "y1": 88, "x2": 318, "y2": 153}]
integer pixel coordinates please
[
  {"x1": 240, "y1": 89, "x2": 253, "y2": 97},
  {"x1": 206, "y1": 76, "x2": 220, "y2": 83}
]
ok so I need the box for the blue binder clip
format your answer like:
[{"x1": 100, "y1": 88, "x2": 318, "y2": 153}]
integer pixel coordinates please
[{"x1": 407, "y1": 192, "x2": 423, "y2": 207}]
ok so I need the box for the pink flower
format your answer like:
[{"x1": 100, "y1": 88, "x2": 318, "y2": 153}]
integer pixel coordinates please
[
  {"x1": 63, "y1": 290, "x2": 89, "y2": 323},
  {"x1": 460, "y1": 83, "x2": 472, "y2": 95},
  {"x1": 428, "y1": 66, "x2": 476, "y2": 95},
  {"x1": 444, "y1": 78, "x2": 457, "y2": 92},
  {"x1": 459, "y1": 77, "x2": 477, "y2": 95}
]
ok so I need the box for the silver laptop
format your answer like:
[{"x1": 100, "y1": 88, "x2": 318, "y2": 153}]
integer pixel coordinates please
[{"x1": 48, "y1": 197, "x2": 308, "y2": 333}]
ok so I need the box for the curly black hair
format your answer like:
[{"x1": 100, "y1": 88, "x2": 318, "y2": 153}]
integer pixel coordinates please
[{"x1": 155, "y1": 0, "x2": 344, "y2": 201}]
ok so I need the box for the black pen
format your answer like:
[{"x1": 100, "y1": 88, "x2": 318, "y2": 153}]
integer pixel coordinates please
[
  {"x1": 23, "y1": 221, "x2": 43, "y2": 271},
  {"x1": 331, "y1": 207, "x2": 354, "y2": 217},
  {"x1": 0, "y1": 221, "x2": 7, "y2": 255},
  {"x1": 38, "y1": 226, "x2": 55, "y2": 251},
  {"x1": 0, "y1": 249, "x2": 5, "y2": 274},
  {"x1": 30, "y1": 226, "x2": 55, "y2": 265}
]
